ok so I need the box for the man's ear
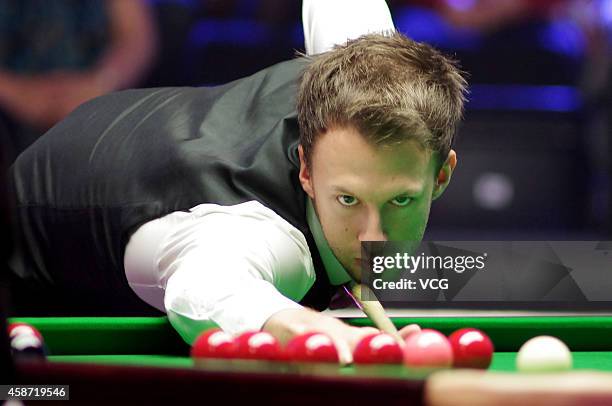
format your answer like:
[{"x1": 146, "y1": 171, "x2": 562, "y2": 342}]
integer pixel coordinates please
[
  {"x1": 298, "y1": 145, "x2": 315, "y2": 198},
  {"x1": 432, "y1": 150, "x2": 457, "y2": 201}
]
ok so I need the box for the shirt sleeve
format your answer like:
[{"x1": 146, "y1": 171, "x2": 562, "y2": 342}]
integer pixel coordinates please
[
  {"x1": 128, "y1": 201, "x2": 316, "y2": 344},
  {"x1": 302, "y1": 0, "x2": 396, "y2": 55}
]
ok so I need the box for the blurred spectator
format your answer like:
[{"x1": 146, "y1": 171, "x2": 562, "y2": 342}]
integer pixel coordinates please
[
  {"x1": 431, "y1": 0, "x2": 612, "y2": 233},
  {"x1": 199, "y1": 0, "x2": 299, "y2": 24},
  {"x1": 570, "y1": 0, "x2": 612, "y2": 234},
  {"x1": 430, "y1": 0, "x2": 566, "y2": 32},
  {"x1": 0, "y1": 0, "x2": 157, "y2": 161},
  {"x1": 389, "y1": 0, "x2": 568, "y2": 32},
  {"x1": 257, "y1": 0, "x2": 300, "y2": 25},
  {"x1": 0, "y1": 115, "x2": 13, "y2": 382}
]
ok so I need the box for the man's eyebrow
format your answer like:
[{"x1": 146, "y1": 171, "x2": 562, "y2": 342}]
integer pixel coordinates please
[{"x1": 330, "y1": 184, "x2": 424, "y2": 196}]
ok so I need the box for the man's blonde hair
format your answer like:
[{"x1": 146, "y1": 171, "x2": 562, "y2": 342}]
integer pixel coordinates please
[{"x1": 297, "y1": 31, "x2": 467, "y2": 170}]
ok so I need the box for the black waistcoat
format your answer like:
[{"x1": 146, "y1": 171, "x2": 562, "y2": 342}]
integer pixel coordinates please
[{"x1": 9, "y1": 58, "x2": 335, "y2": 315}]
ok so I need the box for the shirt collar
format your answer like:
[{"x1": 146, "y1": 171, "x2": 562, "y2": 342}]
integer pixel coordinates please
[{"x1": 306, "y1": 198, "x2": 353, "y2": 286}]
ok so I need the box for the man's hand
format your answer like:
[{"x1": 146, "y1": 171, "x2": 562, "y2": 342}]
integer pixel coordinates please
[
  {"x1": 0, "y1": 71, "x2": 60, "y2": 129},
  {"x1": 263, "y1": 307, "x2": 420, "y2": 364},
  {"x1": 0, "y1": 70, "x2": 108, "y2": 129}
]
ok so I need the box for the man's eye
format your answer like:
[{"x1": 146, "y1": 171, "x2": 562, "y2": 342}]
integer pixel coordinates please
[
  {"x1": 337, "y1": 195, "x2": 359, "y2": 206},
  {"x1": 390, "y1": 196, "x2": 411, "y2": 207}
]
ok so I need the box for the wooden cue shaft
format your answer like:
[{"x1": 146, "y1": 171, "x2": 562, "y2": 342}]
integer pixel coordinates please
[
  {"x1": 350, "y1": 283, "x2": 403, "y2": 343},
  {"x1": 425, "y1": 370, "x2": 612, "y2": 406}
]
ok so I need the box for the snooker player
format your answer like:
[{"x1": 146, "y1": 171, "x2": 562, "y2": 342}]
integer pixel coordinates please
[{"x1": 8, "y1": 0, "x2": 466, "y2": 364}]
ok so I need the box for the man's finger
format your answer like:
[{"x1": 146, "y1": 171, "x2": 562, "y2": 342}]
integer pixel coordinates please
[
  {"x1": 398, "y1": 324, "x2": 421, "y2": 341},
  {"x1": 332, "y1": 337, "x2": 353, "y2": 365}
]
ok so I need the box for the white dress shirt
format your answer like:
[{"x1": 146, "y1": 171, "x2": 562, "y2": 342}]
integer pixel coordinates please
[
  {"x1": 123, "y1": 0, "x2": 395, "y2": 343},
  {"x1": 302, "y1": 0, "x2": 395, "y2": 55}
]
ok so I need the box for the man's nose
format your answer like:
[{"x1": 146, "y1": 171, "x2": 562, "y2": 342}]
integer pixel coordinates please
[{"x1": 358, "y1": 209, "x2": 387, "y2": 242}]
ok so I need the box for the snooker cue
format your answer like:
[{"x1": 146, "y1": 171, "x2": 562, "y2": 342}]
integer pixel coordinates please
[
  {"x1": 425, "y1": 370, "x2": 612, "y2": 406},
  {"x1": 348, "y1": 283, "x2": 403, "y2": 344}
]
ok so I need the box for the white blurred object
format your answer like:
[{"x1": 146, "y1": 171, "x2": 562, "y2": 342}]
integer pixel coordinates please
[{"x1": 473, "y1": 172, "x2": 514, "y2": 210}]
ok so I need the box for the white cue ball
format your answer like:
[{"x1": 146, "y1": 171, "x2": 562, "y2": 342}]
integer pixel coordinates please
[{"x1": 516, "y1": 335, "x2": 573, "y2": 372}]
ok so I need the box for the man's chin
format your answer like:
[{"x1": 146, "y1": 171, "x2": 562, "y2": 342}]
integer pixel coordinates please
[{"x1": 346, "y1": 260, "x2": 362, "y2": 282}]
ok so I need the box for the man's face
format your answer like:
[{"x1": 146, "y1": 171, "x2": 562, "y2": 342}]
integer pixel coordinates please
[{"x1": 299, "y1": 126, "x2": 456, "y2": 281}]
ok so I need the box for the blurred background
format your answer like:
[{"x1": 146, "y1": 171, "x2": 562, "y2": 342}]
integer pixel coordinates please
[{"x1": 0, "y1": 0, "x2": 610, "y2": 240}]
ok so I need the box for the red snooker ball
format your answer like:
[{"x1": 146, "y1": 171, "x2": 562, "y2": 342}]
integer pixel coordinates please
[
  {"x1": 403, "y1": 329, "x2": 453, "y2": 370},
  {"x1": 285, "y1": 332, "x2": 339, "y2": 363},
  {"x1": 191, "y1": 328, "x2": 237, "y2": 359},
  {"x1": 448, "y1": 328, "x2": 494, "y2": 369},
  {"x1": 235, "y1": 331, "x2": 282, "y2": 361},
  {"x1": 353, "y1": 333, "x2": 403, "y2": 364}
]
